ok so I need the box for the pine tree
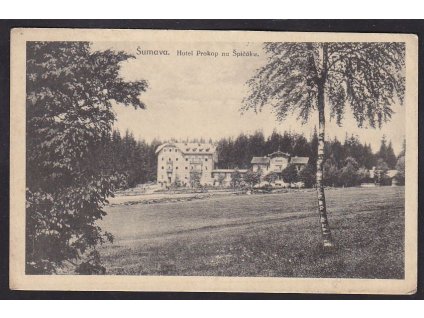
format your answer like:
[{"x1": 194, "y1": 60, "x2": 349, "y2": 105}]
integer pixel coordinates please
[{"x1": 386, "y1": 141, "x2": 397, "y2": 169}]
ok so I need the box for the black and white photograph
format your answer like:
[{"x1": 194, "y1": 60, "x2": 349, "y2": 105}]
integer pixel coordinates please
[{"x1": 9, "y1": 29, "x2": 418, "y2": 293}]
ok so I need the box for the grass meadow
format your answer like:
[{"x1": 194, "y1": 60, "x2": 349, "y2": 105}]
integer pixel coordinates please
[{"x1": 99, "y1": 186, "x2": 405, "y2": 279}]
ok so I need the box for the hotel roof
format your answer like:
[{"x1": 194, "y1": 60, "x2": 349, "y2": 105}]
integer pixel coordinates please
[{"x1": 155, "y1": 142, "x2": 216, "y2": 155}]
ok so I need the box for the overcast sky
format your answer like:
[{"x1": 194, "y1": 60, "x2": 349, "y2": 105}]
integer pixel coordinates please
[{"x1": 92, "y1": 41, "x2": 406, "y2": 155}]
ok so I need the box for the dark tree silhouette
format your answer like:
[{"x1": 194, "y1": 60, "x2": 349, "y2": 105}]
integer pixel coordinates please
[
  {"x1": 298, "y1": 164, "x2": 316, "y2": 188},
  {"x1": 377, "y1": 136, "x2": 397, "y2": 169},
  {"x1": 189, "y1": 170, "x2": 202, "y2": 188},
  {"x1": 281, "y1": 164, "x2": 299, "y2": 184},
  {"x1": 26, "y1": 42, "x2": 148, "y2": 273},
  {"x1": 395, "y1": 156, "x2": 405, "y2": 185},
  {"x1": 244, "y1": 169, "x2": 261, "y2": 188},
  {"x1": 243, "y1": 42, "x2": 405, "y2": 248},
  {"x1": 231, "y1": 169, "x2": 243, "y2": 189}
]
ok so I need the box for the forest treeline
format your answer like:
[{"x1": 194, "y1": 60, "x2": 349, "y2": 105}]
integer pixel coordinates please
[{"x1": 102, "y1": 129, "x2": 403, "y2": 188}]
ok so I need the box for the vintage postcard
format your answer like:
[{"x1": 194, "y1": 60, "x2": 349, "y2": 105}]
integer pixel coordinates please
[{"x1": 10, "y1": 28, "x2": 418, "y2": 294}]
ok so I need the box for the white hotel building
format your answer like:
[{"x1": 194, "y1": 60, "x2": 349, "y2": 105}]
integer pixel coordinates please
[{"x1": 155, "y1": 142, "x2": 217, "y2": 187}]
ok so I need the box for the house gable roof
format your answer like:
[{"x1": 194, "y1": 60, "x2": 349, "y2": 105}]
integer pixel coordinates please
[
  {"x1": 156, "y1": 142, "x2": 216, "y2": 155},
  {"x1": 387, "y1": 170, "x2": 398, "y2": 178},
  {"x1": 268, "y1": 151, "x2": 290, "y2": 158},
  {"x1": 251, "y1": 157, "x2": 270, "y2": 164},
  {"x1": 290, "y1": 156, "x2": 309, "y2": 165}
]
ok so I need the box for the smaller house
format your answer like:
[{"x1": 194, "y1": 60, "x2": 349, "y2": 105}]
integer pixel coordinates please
[
  {"x1": 251, "y1": 152, "x2": 309, "y2": 178},
  {"x1": 387, "y1": 169, "x2": 399, "y2": 186},
  {"x1": 290, "y1": 156, "x2": 310, "y2": 172},
  {"x1": 251, "y1": 157, "x2": 270, "y2": 173},
  {"x1": 251, "y1": 151, "x2": 291, "y2": 175},
  {"x1": 367, "y1": 167, "x2": 399, "y2": 186},
  {"x1": 268, "y1": 151, "x2": 291, "y2": 173}
]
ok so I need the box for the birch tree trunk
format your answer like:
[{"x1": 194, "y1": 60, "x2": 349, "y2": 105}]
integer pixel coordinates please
[{"x1": 316, "y1": 43, "x2": 334, "y2": 248}]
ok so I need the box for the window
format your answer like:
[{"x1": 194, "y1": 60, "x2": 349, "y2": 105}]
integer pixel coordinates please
[
  {"x1": 205, "y1": 167, "x2": 207, "y2": 170},
  {"x1": 185, "y1": 167, "x2": 188, "y2": 170},
  {"x1": 175, "y1": 149, "x2": 177, "y2": 152},
  {"x1": 186, "y1": 158, "x2": 188, "y2": 161},
  {"x1": 169, "y1": 158, "x2": 171, "y2": 161},
  {"x1": 161, "y1": 166, "x2": 164, "y2": 169},
  {"x1": 176, "y1": 158, "x2": 178, "y2": 161},
  {"x1": 162, "y1": 157, "x2": 164, "y2": 161},
  {"x1": 205, "y1": 158, "x2": 208, "y2": 161},
  {"x1": 176, "y1": 167, "x2": 179, "y2": 170}
]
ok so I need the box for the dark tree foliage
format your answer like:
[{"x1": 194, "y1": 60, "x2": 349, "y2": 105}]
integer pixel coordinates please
[
  {"x1": 323, "y1": 159, "x2": 340, "y2": 187},
  {"x1": 324, "y1": 135, "x2": 377, "y2": 170},
  {"x1": 247, "y1": 131, "x2": 266, "y2": 165},
  {"x1": 263, "y1": 172, "x2": 279, "y2": 184},
  {"x1": 244, "y1": 169, "x2": 261, "y2": 188},
  {"x1": 373, "y1": 158, "x2": 391, "y2": 185},
  {"x1": 231, "y1": 169, "x2": 243, "y2": 189},
  {"x1": 292, "y1": 135, "x2": 310, "y2": 157},
  {"x1": 395, "y1": 156, "x2": 405, "y2": 185},
  {"x1": 298, "y1": 164, "x2": 316, "y2": 188},
  {"x1": 339, "y1": 157, "x2": 360, "y2": 187},
  {"x1": 308, "y1": 128, "x2": 319, "y2": 168},
  {"x1": 266, "y1": 130, "x2": 294, "y2": 155},
  {"x1": 324, "y1": 137, "x2": 345, "y2": 168},
  {"x1": 189, "y1": 170, "x2": 202, "y2": 188},
  {"x1": 281, "y1": 164, "x2": 299, "y2": 184},
  {"x1": 101, "y1": 130, "x2": 160, "y2": 188},
  {"x1": 377, "y1": 136, "x2": 397, "y2": 169},
  {"x1": 398, "y1": 139, "x2": 406, "y2": 158},
  {"x1": 376, "y1": 158, "x2": 390, "y2": 172},
  {"x1": 233, "y1": 133, "x2": 250, "y2": 168},
  {"x1": 26, "y1": 42, "x2": 148, "y2": 274}
]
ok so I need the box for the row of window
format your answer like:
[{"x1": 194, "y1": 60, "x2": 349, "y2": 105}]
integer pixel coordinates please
[
  {"x1": 162, "y1": 148, "x2": 211, "y2": 154},
  {"x1": 161, "y1": 166, "x2": 208, "y2": 170},
  {"x1": 163, "y1": 148, "x2": 179, "y2": 153},
  {"x1": 161, "y1": 157, "x2": 208, "y2": 162},
  {"x1": 162, "y1": 157, "x2": 180, "y2": 161},
  {"x1": 187, "y1": 157, "x2": 208, "y2": 161}
]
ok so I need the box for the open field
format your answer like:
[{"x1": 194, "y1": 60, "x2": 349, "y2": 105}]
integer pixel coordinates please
[{"x1": 99, "y1": 186, "x2": 405, "y2": 278}]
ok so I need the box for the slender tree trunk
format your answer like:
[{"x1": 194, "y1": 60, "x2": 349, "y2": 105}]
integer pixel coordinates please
[{"x1": 316, "y1": 43, "x2": 334, "y2": 248}]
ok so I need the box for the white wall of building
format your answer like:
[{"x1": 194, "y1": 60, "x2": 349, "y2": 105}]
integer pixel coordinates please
[{"x1": 156, "y1": 143, "x2": 216, "y2": 187}]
